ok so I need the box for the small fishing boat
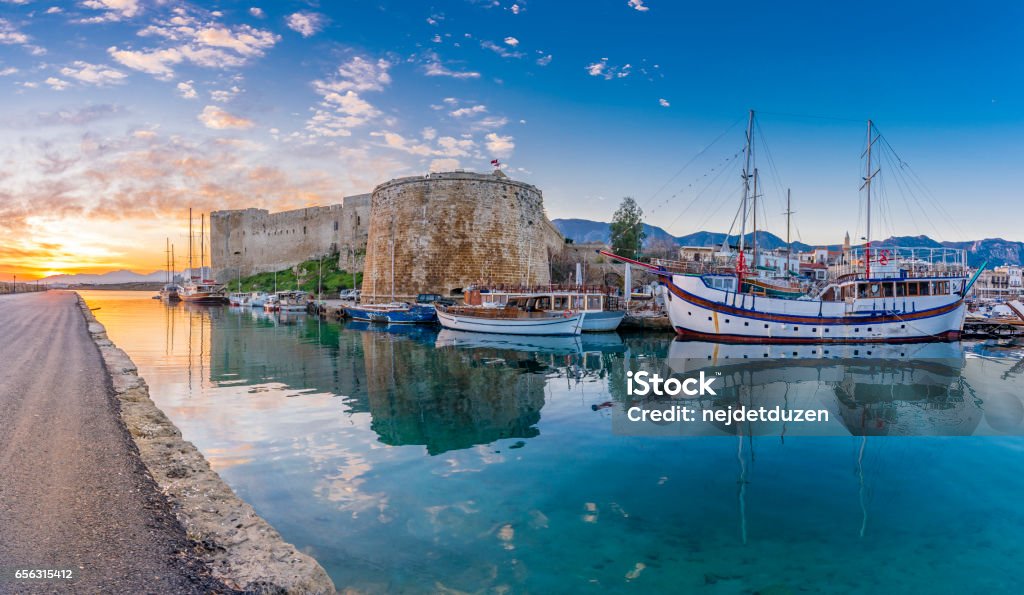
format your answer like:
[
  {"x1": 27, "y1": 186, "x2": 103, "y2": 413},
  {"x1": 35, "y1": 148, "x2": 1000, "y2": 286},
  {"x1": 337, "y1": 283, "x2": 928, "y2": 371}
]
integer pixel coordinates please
[
  {"x1": 435, "y1": 298, "x2": 584, "y2": 336},
  {"x1": 228, "y1": 292, "x2": 250, "y2": 306},
  {"x1": 182, "y1": 281, "x2": 227, "y2": 304},
  {"x1": 249, "y1": 291, "x2": 269, "y2": 307},
  {"x1": 276, "y1": 291, "x2": 309, "y2": 312},
  {"x1": 467, "y1": 287, "x2": 625, "y2": 332},
  {"x1": 263, "y1": 293, "x2": 280, "y2": 312},
  {"x1": 344, "y1": 302, "x2": 437, "y2": 324},
  {"x1": 160, "y1": 283, "x2": 182, "y2": 302}
]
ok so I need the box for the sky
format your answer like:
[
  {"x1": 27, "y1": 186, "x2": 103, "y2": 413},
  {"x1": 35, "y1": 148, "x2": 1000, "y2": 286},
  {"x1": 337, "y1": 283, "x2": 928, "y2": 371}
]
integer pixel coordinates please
[{"x1": 1, "y1": 0, "x2": 1022, "y2": 280}]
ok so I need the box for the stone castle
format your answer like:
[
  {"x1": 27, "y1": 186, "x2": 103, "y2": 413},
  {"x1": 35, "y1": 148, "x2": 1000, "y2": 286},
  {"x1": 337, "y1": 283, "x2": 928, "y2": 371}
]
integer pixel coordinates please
[{"x1": 210, "y1": 170, "x2": 563, "y2": 299}]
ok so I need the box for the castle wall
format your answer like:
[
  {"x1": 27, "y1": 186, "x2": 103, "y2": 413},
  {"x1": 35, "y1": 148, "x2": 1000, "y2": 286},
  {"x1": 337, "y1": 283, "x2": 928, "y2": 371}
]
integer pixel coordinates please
[
  {"x1": 361, "y1": 171, "x2": 563, "y2": 302},
  {"x1": 210, "y1": 194, "x2": 370, "y2": 282}
]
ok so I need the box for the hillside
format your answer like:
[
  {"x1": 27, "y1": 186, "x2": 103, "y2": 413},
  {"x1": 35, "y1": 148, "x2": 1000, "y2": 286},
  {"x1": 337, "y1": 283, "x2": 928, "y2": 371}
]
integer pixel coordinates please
[{"x1": 552, "y1": 219, "x2": 1023, "y2": 267}]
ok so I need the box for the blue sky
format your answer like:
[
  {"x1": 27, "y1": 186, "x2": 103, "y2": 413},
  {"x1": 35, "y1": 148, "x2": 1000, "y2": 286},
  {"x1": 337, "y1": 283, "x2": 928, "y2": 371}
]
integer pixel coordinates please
[{"x1": 1, "y1": 0, "x2": 1022, "y2": 277}]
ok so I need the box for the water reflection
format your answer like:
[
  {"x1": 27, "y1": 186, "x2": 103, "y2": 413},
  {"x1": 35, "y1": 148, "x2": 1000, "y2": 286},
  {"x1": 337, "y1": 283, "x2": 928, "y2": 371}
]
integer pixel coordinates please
[
  {"x1": 81, "y1": 292, "x2": 1024, "y2": 593},
  {"x1": 635, "y1": 340, "x2": 1022, "y2": 436}
]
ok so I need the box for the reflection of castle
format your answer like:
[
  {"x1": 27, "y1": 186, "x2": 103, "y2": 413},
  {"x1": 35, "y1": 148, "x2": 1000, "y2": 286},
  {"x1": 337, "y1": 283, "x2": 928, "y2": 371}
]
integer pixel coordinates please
[
  {"x1": 206, "y1": 310, "x2": 548, "y2": 455},
  {"x1": 363, "y1": 332, "x2": 546, "y2": 455}
]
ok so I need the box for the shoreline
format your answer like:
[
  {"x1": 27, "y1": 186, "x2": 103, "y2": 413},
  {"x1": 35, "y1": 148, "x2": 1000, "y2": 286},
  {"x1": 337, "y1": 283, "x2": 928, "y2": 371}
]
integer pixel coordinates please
[{"x1": 76, "y1": 293, "x2": 336, "y2": 594}]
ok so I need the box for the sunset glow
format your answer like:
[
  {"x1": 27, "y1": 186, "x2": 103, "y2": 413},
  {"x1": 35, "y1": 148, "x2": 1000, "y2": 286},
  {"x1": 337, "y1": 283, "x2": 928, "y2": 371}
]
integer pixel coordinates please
[{"x1": 2, "y1": 1, "x2": 1022, "y2": 282}]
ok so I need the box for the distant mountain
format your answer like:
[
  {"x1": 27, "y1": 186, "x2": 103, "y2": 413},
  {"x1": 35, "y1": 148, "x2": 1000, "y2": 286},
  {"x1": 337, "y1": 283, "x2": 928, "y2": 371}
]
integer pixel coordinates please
[
  {"x1": 551, "y1": 219, "x2": 1023, "y2": 267},
  {"x1": 551, "y1": 218, "x2": 677, "y2": 245},
  {"x1": 43, "y1": 269, "x2": 166, "y2": 285},
  {"x1": 552, "y1": 219, "x2": 812, "y2": 252}
]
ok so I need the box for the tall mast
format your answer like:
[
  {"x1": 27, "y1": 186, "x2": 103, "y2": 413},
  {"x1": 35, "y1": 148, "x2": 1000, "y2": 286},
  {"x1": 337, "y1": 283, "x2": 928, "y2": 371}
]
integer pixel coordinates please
[
  {"x1": 751, "y1": 168, "x2": 759, "y2": 271},
  {"x1": 784, "y1": 189, "x2": 794, "y2": 273},
  {"x1": 862, "y1": 120, "x2": 876, "y2": 279},
  {"x1": 200, "y1": 214, "x2": 205, "y2": 281},
  {"x1": 188, "y1": 208, "x2": 193, "y2": 281},
  {"x1": 738, "y1": 109, "x2": 755, "y2": 279},
  {"x1": 165, "y1": 238, "x2": 170, "y2": 284},
  {"x1": 171, "y1": 244, "x2": 175, "y2": 282}
]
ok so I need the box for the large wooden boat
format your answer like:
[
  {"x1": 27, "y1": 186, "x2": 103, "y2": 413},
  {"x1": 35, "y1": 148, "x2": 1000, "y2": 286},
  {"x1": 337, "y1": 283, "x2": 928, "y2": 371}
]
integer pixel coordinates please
[{"x1": 601, "y1": 113, "x2": 984, "y2": 343}]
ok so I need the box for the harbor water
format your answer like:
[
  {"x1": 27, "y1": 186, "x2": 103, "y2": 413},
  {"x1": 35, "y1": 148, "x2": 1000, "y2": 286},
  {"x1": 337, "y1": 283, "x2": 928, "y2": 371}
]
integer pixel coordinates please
[{"x1": 82, "y1": 291, "x2": 1024, "y2": 593}]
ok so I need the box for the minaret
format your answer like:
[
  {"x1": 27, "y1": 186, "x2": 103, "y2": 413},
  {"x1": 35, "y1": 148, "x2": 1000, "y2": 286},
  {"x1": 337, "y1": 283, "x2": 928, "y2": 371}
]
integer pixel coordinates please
[{"x1": 843, "y1": 231, "x2": 851, "y2": 264}]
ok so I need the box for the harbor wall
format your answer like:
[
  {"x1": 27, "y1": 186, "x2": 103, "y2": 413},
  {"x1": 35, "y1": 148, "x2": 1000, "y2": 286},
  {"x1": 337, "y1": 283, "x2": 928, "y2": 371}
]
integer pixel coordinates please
[
  {"x1": 76, "y1": 296, "x2": 335, "y2": 594},
  {"x1": 361, "y1": 170, "x2": 564, "y2": 302},
  {"x1": 209, "y1": 194, "x2": 370, "y2": 282}
]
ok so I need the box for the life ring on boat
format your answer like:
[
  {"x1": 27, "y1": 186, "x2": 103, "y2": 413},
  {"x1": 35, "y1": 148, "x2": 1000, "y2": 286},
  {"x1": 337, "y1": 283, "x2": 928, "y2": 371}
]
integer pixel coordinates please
[
  {"x1": 563, "y1": 310, "x2": 573, "y2": 318},
  {"x1": 878, "y1": 250, "x2": 890, "y2": 266}
]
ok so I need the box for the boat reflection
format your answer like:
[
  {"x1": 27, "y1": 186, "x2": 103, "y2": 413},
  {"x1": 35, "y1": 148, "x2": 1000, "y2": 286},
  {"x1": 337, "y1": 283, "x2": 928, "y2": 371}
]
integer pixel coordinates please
[{"x1": 661, "y1": 340, "x2": 990, "y2": 436}]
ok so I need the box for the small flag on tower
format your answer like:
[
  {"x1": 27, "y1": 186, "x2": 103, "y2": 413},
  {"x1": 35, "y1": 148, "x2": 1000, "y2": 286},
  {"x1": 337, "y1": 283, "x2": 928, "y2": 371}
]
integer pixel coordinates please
[{"x1": 490, "y1": 159, "x2": 500, "y2": 168}]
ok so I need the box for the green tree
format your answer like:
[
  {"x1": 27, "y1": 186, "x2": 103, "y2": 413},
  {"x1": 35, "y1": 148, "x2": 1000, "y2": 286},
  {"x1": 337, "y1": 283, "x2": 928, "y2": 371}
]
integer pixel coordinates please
[{"x1": 609, "y1": 196, "x2": 646, "y2": 257}]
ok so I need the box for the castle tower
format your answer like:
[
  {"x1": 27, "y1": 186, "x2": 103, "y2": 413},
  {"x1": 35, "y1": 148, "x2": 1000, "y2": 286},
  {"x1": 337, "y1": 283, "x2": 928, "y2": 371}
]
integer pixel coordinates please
[{"x1": 361, "y1": 170, "x2": 562, "y2": 302}]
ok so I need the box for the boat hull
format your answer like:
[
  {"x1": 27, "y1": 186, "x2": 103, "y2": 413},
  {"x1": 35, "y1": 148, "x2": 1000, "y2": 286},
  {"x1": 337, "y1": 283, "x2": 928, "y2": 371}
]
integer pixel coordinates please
[
  {"x1": 182, "y1": 294, "x2": 226, "y2": 304},
  {"x1": 344, "y1": 305, "x2": 436, "y2": 324},
  {"x1": 663, "y1": 274, "x2": 966, "y2": 343},
  {"x1": 436, "y1": 309, "x2": 583, "y2": 336},
  {"x1": 581, "y1": 310, "x2": 625, "y2": 332}
]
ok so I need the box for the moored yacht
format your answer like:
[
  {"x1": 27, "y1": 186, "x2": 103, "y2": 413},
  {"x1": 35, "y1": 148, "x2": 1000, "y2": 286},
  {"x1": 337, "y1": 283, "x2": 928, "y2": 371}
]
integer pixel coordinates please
[{"x1": 601, "y1": 113, "x2": 984, "y2": 343}]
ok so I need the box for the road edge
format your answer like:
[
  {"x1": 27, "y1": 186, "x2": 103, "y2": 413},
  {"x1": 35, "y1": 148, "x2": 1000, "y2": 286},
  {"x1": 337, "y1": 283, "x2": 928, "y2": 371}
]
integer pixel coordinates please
[{"x1": 76, "y1": 294, "x2": 337, "y2": 594}]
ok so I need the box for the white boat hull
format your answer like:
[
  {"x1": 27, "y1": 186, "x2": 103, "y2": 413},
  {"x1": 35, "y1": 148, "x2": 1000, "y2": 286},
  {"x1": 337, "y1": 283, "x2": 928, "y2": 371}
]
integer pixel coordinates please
[
  {"x1": 664, "y1": 274, "x2": 965, "y2": 343},
  {"x1": 436, "y1": 309, "x2": 584, "y2": 336},
  {"x1": 581, "y1": 310, "x2": 625, "y2": 332}
]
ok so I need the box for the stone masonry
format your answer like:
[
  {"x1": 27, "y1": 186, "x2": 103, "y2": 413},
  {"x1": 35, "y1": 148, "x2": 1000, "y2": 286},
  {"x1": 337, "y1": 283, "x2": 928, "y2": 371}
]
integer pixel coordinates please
[{"x1": 361, "y1": 170, "x2": 564, "y2": 302}]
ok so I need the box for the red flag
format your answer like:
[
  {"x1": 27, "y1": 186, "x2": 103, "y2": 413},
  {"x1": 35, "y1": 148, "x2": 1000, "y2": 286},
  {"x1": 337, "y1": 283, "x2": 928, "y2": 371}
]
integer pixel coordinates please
[{"x1": 491, "y1": 159, "x2": 500, "y2": 167}]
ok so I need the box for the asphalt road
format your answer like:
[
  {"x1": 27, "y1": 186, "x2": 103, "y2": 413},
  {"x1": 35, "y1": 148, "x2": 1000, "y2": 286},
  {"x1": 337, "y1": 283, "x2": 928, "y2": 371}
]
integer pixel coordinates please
[{"x1": 0, "y1": 292, "x2": 230, "y2": 594}]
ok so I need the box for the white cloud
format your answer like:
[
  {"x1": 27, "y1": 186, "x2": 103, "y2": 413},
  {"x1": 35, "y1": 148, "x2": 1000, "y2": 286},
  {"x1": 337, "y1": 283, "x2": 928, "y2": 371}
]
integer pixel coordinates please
[
  {"x1": 536, "y1": 54, "x2": 552, "y2": 66},
  {"x1": 0, "y1": 66, "x2": 18, "y2": 76},
  {"x1": 211, "y1": 85, "x2": 241, "y2": 102},
  {"x1": 423, "y1": 51, "x2": 480, "y2": 79},
  {"x1": 109, "y1": 8, "x2": 279, "y2": 78},
  {"x1": 286, "y1": 12, "x2": 325, "y2": 37},
  {"x1": 426, "y1": 14, "x2": 444, "y2": 25},
  {"x1": 59, "y1": 61, "x2": 127, "y2": 85},
  {"x1": 46, "y1": 7, "x2": 63, "y2": 14},
  {"x1": 504, "y1": 36, "x2": 519, "y2": 47},
  {"x1": 450, "y1": 104, "x2": 487, "y2": 118},
  {"x1": 107, "y1": 46, "x2": 182, "y2": 78},
  {"x1": 481, "y1": 40, "x2": 523, "y2": 59},
  {"x1": 197, "y1": 105, "x2": 253, "y2": 129},
  {"x1": 44, "y1": 77, "x2": 70, "y2": 91},
  {"x1": 485, "y1": 132, "x2": 514, "y2": 158},
  {"x1": 249, "y1": 7, "x2": 265, "y2": 18},
  {"x1": 628, "y1": 0, "x2": 650, "y2": 11},
  {"x1": 421, "y1": 127, "x2": 437, "y2": 140},
  {"x1": 585, "y1": 58, "x2": 631, "y2": 80},
  {"x1": 304, "y1": 56, "x2": 391, "y2": 138},
  {"x1": 430, "y1": 158, "x2": 460, "y2": 172},
  {"x1": 510, "y1": 4, "x2": 521, "y2": 15},
  {"x1": 313, "y1": 56, "x2": 391, "y2": 94},
  {"x1": 80, "y1": 0, "x2": 141, "y2": 22},
  {"x1": 176, "y1": 80, "x2": 197, "y2": 99},
  {"x1": 0, "y1": 18, "x2": 29, "y2": 45},
  {"x1": 658, "y1": 98, "x2": 670, "y2": 107}
]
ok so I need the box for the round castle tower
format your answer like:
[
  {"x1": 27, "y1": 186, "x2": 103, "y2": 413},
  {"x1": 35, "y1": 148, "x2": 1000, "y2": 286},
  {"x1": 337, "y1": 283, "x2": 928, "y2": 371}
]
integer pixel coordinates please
[{"x1": 361, "y1": 170, "x2": 561, "y2": 302}]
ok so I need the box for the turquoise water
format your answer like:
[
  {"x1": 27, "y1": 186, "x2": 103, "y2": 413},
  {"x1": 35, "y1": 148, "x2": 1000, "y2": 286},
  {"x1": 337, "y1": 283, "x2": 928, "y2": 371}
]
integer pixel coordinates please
[{"x1": 82, "y1": 292, "x2": 1024, "y2": 593}]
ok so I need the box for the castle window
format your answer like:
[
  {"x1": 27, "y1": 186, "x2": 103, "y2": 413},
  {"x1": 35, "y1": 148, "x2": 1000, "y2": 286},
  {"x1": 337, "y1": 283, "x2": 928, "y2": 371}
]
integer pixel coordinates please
[
  {"x1": 334, "y1": 221, "x2": 339, "y2": 231},
  {"x1": 303, "y1": 226, "x2": 307, "y2": 234}
]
